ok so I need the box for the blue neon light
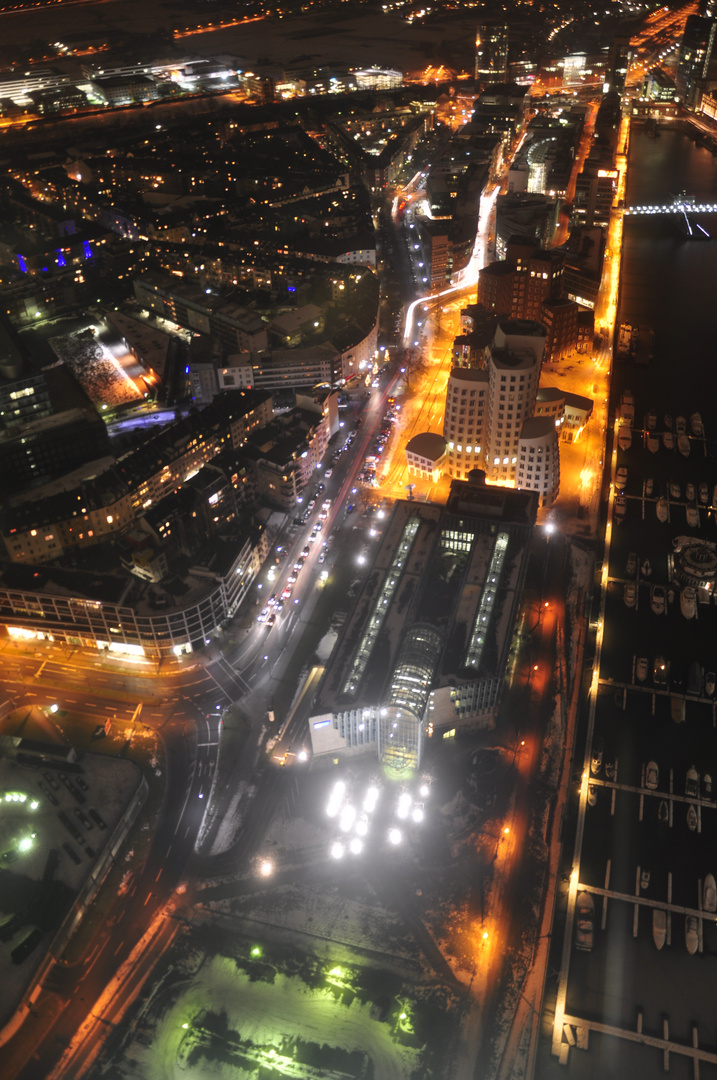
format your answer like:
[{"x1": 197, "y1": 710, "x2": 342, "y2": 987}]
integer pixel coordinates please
[
  {"x1": 83, "y1": 241, "x2": 93, "y2": 259},
  {"x1": 57, "y1": 249, "x2": 66, "y2": 268},
  {"x1": 18, "y1": 255, "x2": 27, "y2": 273}
]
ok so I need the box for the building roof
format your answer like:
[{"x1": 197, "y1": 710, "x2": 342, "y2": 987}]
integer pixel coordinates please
[
  {"x1": 405, "y1": 432, "x2": 447, "y2": 460},
  {"x1": 520, "y1": 416, "x2": 557, "y2": 440}
]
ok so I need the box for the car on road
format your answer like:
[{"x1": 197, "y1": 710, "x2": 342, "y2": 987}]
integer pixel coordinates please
[
  {"x1": 325, "y1": 468, "x2": 333, "y2": 478},
  {"x1": 346, "y1": 504, "x2": 355, "y2": 514},
  {"x1": 257, "y1": 606, "x2": 271, "y2": 622}
]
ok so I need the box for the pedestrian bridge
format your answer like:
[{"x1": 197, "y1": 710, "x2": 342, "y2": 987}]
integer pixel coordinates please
[{"x1": 624, "y1": 196, "x2": 717, "y2": 215}]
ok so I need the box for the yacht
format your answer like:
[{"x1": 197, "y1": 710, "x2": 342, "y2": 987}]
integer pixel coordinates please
[
  {"x1": 645, "y1": 477, "x2": 654, "y2": 496},
  {"x1": 676, "y1": 415, "x2": 687, "y2": 434},
  {"x1": 678, "y1": 433, "x2": 691, "y2": 457},
  {"x1": 658, "y1": 799, "x2": 669, "y2": 823},
  {"x1": 663, "y1": 431, "x2": 675, "y2": 451},
  {"x1": 686, "y1": 503, "x2": 700, "y2": 528},
  {"x1": 700, "y1": 482, "x2": 709, "y2": 504},
  {"x1": 686, "y1": 481, "x2": 696, "y2": 502},
  {"x1": 618, "y1": 424, "x2": 632, "y2": 451},
  {"x1": 656, "y1": 497, "x2": 668, "y2": 523},
  {"x1": 670, "y1": 480, "x2": 681, "y2": 500},
  {"x1": 687, "y1": 804, "x2": 698, "y2": 831},
  {"x1": 650, "y1": 584, "x2": 666, "y2": 614},
  {"x1": 664, "y1": 413, "x2": 673, "y2": 430},
  {"x1": 647, "y1": 433, "x2": 659, "y2": 453},
  {"x1": 615, "y1": 495, "x2": 627, "y2": 521},
  {"x1": 704, "y1": 873, "x2": 717, "y2": 913},
  {"x1": 653, "y1": 908, "x2": 667, "y2": 950},
  {"x1": 690, "y1": 412, "x2": 704, "y2": 437},
  {"x1": 646, "y1": 411, "x2": 657, "y2": 430},
  {"x1": 705, "y1": 672, "x2": 715, "y2": 697},
  {"x1": 686, "y1": 915, "x2": 699, "y2": 954},
  {"x1": 681, "y1": 586, "x2": 697, "y2": 618},
  {"x1": 575, "y1": 892, "x2": 595, "y2": 951}
]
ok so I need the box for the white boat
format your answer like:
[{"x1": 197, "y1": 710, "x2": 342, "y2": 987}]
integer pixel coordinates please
[
  {"x1": 681, "y1": 586, "x2": 697, "y2": 618},
  {"x1": 618, "y1": 425, "x2": 632, "y2": 451},
  {"x1": 670, "y1": 480, "x2": 681, "y2": 500},
  {"x1": 704, "y1": 873, "x2": 717, "y2": 913},
  {"x1": 616, "y1": 466, "x2": 628, "y2": 491},
  {"x1": 686, "y1": 481, "x2": 696, "y2": 502},
  {"x1": 641, "y1": 869, "x2": 651, "y2": 891},
  {"x1": 704, "y1": 773, "x2": 713, "y2": 795},
  {"x1": 690, "y1": 412, "x2": 704, "y2": 437},
  {"x1": 686, "y1": 503, "x2": 700, "y2": 528},
  {"x1": 614, "y1": 495, "x2": 627, "y2": 521},
  {"x1": 588, "y1": 784, "x2": 597, "y2": 807},
  {"x1": 651, "y1": 584, "x2": 666, "y2": 614},
  {"x1": 641, "y1": 559, "x2": 652, "y2": 578},
  {"x1": 653, "y1": 908, "x2": 667, "y2": 950},
  {"x1": 678, "y1": 433, "x2": 691, "y2": 457},
  {"x1": 705, "y1": 672, "x2": 715, "y2": 697},
  {"x1": 687, "y1": 804, "x2": 698, "y2": 831},
  {"x1": 575, "y1": 891, "x2": 595, "y2": 951},
  {"x1": 686, "y1": 766, "x2": 700, "y2": 797},
  {"x1": 645, "y1": 477, "x2": 654, "y2": 496},
  {"x1": 646, "y1": 411, "x2": 657, "y2": 430},
  {"x1": 656, "y1": 496, "x2": 668, "y2": 523},
  {"x1": 686, "y1": 915, "x2": 699, "y2": 954},
  {"x1": 658, "y1": 799, "x2": 669, "y2": 823},
  {"x1": 676, "y1": 415, "x2": 687, "y2": 434},
  {"x1": 647, "y1": 434, "x2": 659, "y2": 453},
  {"x1": 645, "y1": 760, "x2": 659, "y2": 788},
  {"x1": 663, "y1": 431, "x2": 675, "y2": 451}
]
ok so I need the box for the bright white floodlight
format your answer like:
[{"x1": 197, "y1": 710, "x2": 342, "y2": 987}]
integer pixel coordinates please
[
  {"x1": 363, "y1": 786, "x2": 379, "y2": 813},
  {"x1": 349, "y1": 837, "x2": 363, "y2": 855},
  {"x1": 412, "y1": 806, "x2": 424, "y2": 824},
  {"x1": 326, "y1": 781, "x2": 346, "y2": 818},
  {"x1": 330, "y1": 841, "x2": 345, "y2": 860},
  {"x1": 388, "y1": 827, "x2": 402, "y2": 846},
  {"x1": 397, "y1": 791, "x2": 412, "y2": 819},
  {"x1": 339, "y1": 803, "x2": 356, "y2": 833}
]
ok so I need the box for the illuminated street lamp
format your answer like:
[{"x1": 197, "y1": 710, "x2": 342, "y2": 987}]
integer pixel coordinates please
[{"x1": 259, "y1": 859, "x2": 274, "y2": 877}]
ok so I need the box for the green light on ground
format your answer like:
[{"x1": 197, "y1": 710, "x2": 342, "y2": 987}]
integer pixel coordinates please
[
  {"x1": 251, "y1": 946, "x2": 262, "y2": 958},
  {"x1": 181, "y1": 1023, "x2": 189, "y2": 1030},
  {"x1": 329, "y1": 966, "x2": 344, "y2": 978},
  {"x1": 18, "y1": 837, "x2": 33, "y2": 852},
  {"x1": 400, "y1": 1012, "x2": 407, "y2": 1020}
]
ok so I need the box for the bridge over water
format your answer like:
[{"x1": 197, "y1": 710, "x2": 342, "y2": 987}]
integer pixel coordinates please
[{"x1": 622, "y1": 194, "x2": 715, "y2": 236}]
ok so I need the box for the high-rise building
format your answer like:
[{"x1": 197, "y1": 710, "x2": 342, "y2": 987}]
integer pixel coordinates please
[
  {"x1": 605, "y1": 34, "x2": 633, "y2": 95},
  {"x1": 475, "y1": 22, "x2": 509, "y2": 87},
  {"x1": 677, "y1": 15, "x2": 717, "y2": 103},
  {"x1": 483, "y1": 320, "x2": 544, "y2": 483}
]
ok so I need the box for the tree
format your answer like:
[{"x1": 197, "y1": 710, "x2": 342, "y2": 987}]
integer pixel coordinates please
[{"x1": 400, "y1": 347, "x2": 428, "y2": 392}]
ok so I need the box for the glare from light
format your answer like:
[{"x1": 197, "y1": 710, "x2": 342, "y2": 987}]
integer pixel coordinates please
[
  {"x1": 388, "y1": 827, "x2": 402, "y2": 845},
  {"x1": 297, "y1": 749, "x2": 308, "y2": 762},
  {"x1": 397, "y1": 791, "x2": 412, "y2": 819},
  {"x1": 363, "y1": 785, "x2": 379, "y2": 813},
  {"x1": 326, "y1": 780, "x2": 346, "y2": 818},
  {"x1": 339, "y1": 803, "x2": 356, "y2": 832},
  {"x1": 419, "y1": 783, "x2": 430, "y2": 798},
  {"x1": 349, "y1": 836, "x2": 363, "y2": 855},
  {"x1": 259, "y1": 859, "x2": 274, "y2": 877},
  {"x1": 412, "y1": 806, "x2": 424, "y2": 823},
  {"x1": 330, "y1": 840, "x2": 345, "y2": 860},
  {"x1": 355, "y1": 815, "x2": 368, "y2": 837},
  {"x1": 18, "y1": 837, "x2": 32, "y2": 852}
]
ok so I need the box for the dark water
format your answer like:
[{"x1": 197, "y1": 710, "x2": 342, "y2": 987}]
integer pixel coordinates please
[{"x1": 619, "y1": 127, "x2": 717, "y2": 420}]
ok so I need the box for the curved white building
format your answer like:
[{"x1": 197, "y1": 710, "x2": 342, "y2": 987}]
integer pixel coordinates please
[
  {"x1": 516, "y1": 416, "x2": 560, "y2": 506},
  {"x1": 443, "y1": 367, "x2": 489, "y2": 479}
]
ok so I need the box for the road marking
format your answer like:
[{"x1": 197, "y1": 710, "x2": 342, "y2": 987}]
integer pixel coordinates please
[
  {"x1": 155, "y1": 868, "x2": 163, "y2": 882},
  {"x1": 185, "y1": 825, "x2": 191, "y2": 837},
  {"x1": 114, "y1": 942, "x2": 123, "y2": 955},
  {"x1": 143, "y1": 891, "x2": 152, "y2": 906},
  {"x1": 166, "y1": 844, "x2": 172, "y2": 857}
]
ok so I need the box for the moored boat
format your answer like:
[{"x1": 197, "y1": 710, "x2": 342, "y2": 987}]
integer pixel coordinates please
[
  {"x1": 676, "y1": 415, "x2": 687, "y2": 434},
  {"x1": 678, "y1": 433, "x2": 691, "y2": 457},
  {"x1": 618, "y1": 424, "x2": 632, "y2": 451},
  {"x1": 686, "y1": 503, "x2": 700, "y2": 528},
  {"x1": 686, "y1": 915, "x2": 699, "y2": 954},
  {"x1": 646, "y1": 411, "x2": 657, "y2": 430},
  {"x1": 647, "y1": 434, "x2": 659, "y2": 453},
  {"x1": 664, "y1": 413, "x2": 673, "y2": 430},
  {"x1": 690, "y1": 412, "x2": 704, "y2": 437},
  {"x1": 656, "y1": 496, "x2": 668, "y2": 523},
  {"x1": 687, "y1": 803, "x2": 698, "y2": 831},
  {"x1": 663, "y1": 431, "x2": 675, "y2": 451},
  {"x1": 704, "y1": 873, "x2": 717, "y2": 913},
  {"x1": 653, "y1": 908, "x2": 666, "y2": 949}
]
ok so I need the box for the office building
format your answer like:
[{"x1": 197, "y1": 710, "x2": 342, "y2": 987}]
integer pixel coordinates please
[{"x1": 475, "y1": 23, "x2": 509, "y2": 87}]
